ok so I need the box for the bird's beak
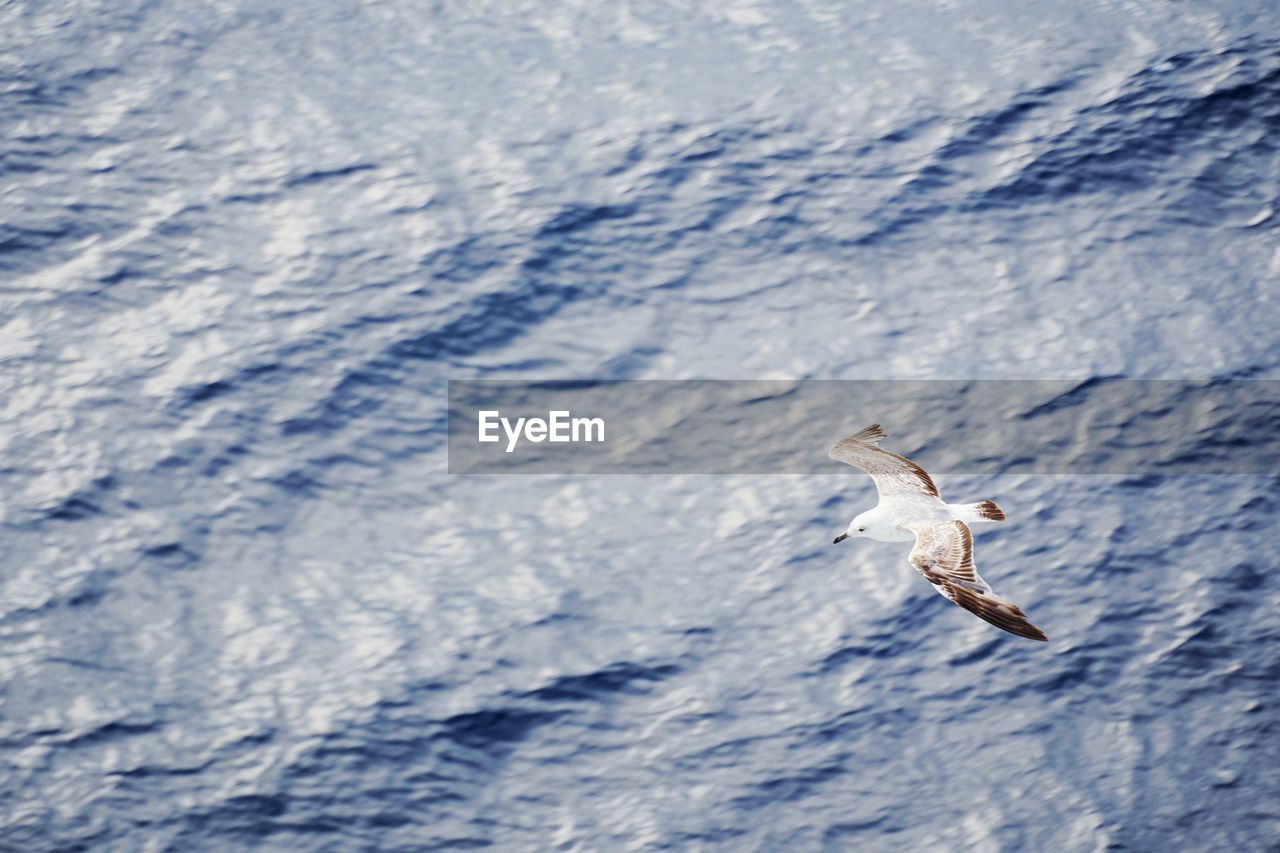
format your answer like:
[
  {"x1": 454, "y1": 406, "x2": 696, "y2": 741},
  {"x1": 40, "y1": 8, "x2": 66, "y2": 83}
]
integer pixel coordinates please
[{"x1": 833, "y1": 533, "x2": 849, "y2": 544}]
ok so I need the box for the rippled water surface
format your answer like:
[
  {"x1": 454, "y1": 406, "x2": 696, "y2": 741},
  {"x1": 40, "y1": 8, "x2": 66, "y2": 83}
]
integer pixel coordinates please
[{"x1": 3, "y1": 0, "x2": 1279, "y2": 849}]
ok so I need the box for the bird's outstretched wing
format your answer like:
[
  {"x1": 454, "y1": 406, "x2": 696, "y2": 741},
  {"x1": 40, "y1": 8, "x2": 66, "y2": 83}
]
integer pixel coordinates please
[
  {"x1": 906, "y1": 519, "x2": 1048, "y2": 641},
  {"x1": 827, "y1": 423, "x2": 940, "y2": 499}
]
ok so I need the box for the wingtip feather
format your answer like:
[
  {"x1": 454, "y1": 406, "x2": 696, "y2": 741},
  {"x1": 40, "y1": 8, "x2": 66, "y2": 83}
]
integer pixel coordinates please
[
  {"x1": 849, "y1": 423, "x2": 887, "y2": 444},
  {"x1": 829, "y1": 424, "x2": 887, "y2": 459},
  {"x1": 946, "y1": 585, "x2": 1048, "y2": 642}
]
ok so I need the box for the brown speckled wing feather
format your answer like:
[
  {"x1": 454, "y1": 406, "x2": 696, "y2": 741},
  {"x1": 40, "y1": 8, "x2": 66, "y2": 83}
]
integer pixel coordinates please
[
  {"x1": 907, "y1": 520, "x2": 1047, "y2": 642},
  {"x1": 827, "y1": 423, "x2": 940, "y2": 499}
]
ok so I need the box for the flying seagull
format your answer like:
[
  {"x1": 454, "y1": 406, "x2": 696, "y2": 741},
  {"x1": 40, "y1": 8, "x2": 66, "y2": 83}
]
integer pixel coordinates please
[{"x1": 829, "y1": 423, "x2": 1047, "y2": 642}]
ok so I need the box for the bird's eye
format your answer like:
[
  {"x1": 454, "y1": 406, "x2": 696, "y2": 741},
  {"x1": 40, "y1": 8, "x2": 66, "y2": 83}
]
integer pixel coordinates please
[{"x1": 858, "y1": 527, "x2": 865, "y2": 532}]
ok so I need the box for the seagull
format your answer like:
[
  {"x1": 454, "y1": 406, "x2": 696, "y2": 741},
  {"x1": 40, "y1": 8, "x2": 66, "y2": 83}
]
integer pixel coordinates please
[{"x1": 829, "y1": 423, "x2": 1047, "y2": 642}]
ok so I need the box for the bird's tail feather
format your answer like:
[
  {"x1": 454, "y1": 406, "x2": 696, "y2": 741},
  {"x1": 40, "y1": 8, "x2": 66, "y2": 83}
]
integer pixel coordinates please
[{"x1": 948, "y1": 500, "x2": 1006, "y2": 523}]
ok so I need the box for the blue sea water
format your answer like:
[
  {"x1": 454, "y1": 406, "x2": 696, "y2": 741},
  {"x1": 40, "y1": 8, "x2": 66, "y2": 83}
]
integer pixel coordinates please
[{"x1": 2, "y1": 0, "x2": 1279, "y2": 849}]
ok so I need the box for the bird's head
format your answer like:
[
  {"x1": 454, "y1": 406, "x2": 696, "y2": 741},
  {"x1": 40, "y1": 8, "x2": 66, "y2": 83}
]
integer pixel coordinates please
[{"x1": 833, "y1": 514, "x2": 871, "y2": 544}]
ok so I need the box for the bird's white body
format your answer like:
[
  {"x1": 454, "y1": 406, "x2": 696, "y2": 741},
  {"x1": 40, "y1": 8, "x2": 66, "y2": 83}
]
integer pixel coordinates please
[{"x1": 848, "y1": 499, "x2": 964, "y2": 543}]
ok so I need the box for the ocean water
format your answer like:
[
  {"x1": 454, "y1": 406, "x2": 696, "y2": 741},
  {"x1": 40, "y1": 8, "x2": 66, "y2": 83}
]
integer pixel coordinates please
[{"x1": 2, "y1": 0, "x2": 1279, "y2": 849}]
